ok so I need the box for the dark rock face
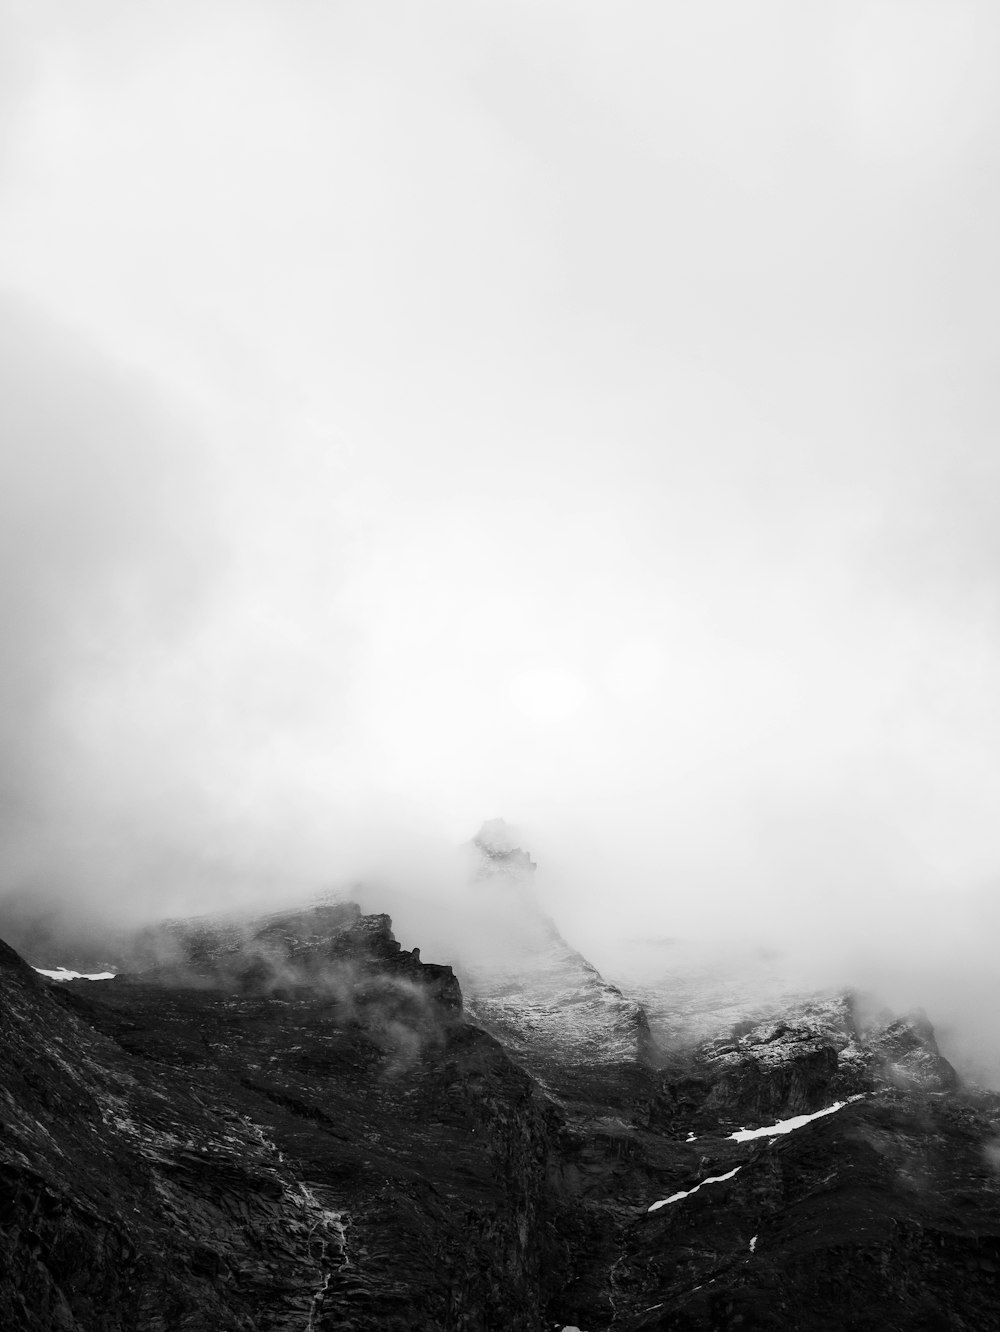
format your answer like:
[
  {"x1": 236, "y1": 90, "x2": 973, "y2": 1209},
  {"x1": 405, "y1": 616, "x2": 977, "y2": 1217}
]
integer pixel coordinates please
[
  {"x1": 2, "y1": 904, "x2": 1000, "y2": 1331},
  {"x1": 1, "y1": 908, "x2": 553, "y2": 1330},
  {"x1": 621, "y1": 1091, "x2": 1000, "y2": 1332},
  {"x1": 139, "y1": 902, "x2": 464, "y2": 1014}
]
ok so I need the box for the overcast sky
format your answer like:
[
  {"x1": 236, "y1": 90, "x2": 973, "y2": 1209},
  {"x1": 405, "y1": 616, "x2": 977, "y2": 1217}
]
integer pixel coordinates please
[{"x1": 2, "y1": 1, "x2": 1000, "y2": 1055}]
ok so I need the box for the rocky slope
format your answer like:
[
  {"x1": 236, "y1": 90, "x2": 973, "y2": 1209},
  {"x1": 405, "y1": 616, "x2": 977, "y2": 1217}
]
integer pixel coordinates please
[
  {"x1": 2, "y1": 843, "x2": 1000, "y2": 1330},
  {"x1": 0, "y1": 908, "x2": 561, "y2": 1330},
  {"x1": 462, "y1": 822, "x2": 652, "y2": 1102}
]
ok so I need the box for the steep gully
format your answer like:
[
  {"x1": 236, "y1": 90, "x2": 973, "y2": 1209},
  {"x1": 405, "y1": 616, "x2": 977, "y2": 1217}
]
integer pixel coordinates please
[{"x1": 2, "y1": 840, "x2": 1000, "y2": 1329}]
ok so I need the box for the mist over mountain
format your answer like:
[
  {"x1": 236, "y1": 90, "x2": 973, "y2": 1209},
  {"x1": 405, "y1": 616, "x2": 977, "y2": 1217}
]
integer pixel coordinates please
[
  {"x1": 3, "y1": 1, "x2": 1000, "y2": 1087},
  {"x1": 4, "y1": 5, "x2": 1000, "y2": 1321}
]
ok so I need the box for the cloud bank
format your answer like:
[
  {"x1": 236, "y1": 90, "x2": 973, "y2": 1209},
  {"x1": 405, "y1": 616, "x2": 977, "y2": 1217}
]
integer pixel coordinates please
[{"x1": 2, "y1": 1, "x2": 1000, "y2": 1076}]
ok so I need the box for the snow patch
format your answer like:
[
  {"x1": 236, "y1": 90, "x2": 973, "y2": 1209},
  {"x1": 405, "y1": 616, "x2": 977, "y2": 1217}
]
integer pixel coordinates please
[
  {"x1": 728, "y1": 1095, "x2": 864, "y2": 1142},
  {"x1": 647, "y1": 1165, "x2": 741, "y2": 1212},
  {"x1": 749, "y1": 1234, "x2": 757, "y2": 1253},
  {"x1": 34, "y1": 967, "x2": 116, "y2": 982}
]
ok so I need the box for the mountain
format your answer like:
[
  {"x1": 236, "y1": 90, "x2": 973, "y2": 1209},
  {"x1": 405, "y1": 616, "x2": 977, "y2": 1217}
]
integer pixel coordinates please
[
  {"x1": 2, "y1": 831, "x2": 1000, "y2": 1330},
  {"x1": 462, "y1": 821, "x2": 654, "y2": 1098}
]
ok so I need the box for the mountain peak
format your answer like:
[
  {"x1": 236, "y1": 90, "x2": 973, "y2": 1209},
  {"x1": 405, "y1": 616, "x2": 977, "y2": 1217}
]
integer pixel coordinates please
[{"x1": 471, "y1": 818, "x2": 537, "y2": 879}]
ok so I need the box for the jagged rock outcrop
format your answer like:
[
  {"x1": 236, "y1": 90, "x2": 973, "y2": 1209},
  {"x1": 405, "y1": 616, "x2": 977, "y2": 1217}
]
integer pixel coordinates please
[
  {"x1": 655, "y1": 993, "x2": 962, "y2": 1137},
  {"x1": 142, "y1": 901, "x2": 464, "y2": 1013},
  {"x1": 470, "y1": 818, "x2": 539, "y2": 883}
]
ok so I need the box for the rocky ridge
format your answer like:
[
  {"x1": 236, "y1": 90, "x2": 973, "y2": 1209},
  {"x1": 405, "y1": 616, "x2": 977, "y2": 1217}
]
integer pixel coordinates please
[
  {"x1": 462, "y1": 823, "x2": 653, "y2": 1091},
  {"x1": 2, "y1": 834, "x2": 1000, "y2": 1330}
]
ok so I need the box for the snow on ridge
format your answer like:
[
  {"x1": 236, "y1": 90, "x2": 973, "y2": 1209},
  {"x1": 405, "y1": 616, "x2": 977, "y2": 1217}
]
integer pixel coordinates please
[
  {"x1": 650, "y1": 1097, "x2": 865, "y2": 1214},
  {"x1": 34, "y1": 967, "x2": 116, "y2": 982},
  {"x1": 728, "y1": 1094, "x2": 865, "y2": 1143},
  {"x1": 647, "y1": 1165, "x2": 741, "y2": 1212}
]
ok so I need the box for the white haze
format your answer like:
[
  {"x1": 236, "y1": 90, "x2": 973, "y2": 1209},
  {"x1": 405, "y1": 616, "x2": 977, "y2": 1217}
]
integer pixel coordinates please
[{"x1": 2, "y1": 1, "x2": 1000, "y2": 1079}]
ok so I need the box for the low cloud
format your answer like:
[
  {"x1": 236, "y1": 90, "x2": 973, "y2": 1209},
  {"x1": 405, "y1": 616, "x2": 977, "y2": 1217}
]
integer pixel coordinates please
[{"x1": 3, "y1": 2, "x2": 1000, "y2": 1090}]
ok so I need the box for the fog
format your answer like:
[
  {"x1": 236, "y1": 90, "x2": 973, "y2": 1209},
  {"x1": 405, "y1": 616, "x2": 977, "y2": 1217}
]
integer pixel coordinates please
[{"x1": 3, "y1": 2, "x2": 1000, "y2": 1080}]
